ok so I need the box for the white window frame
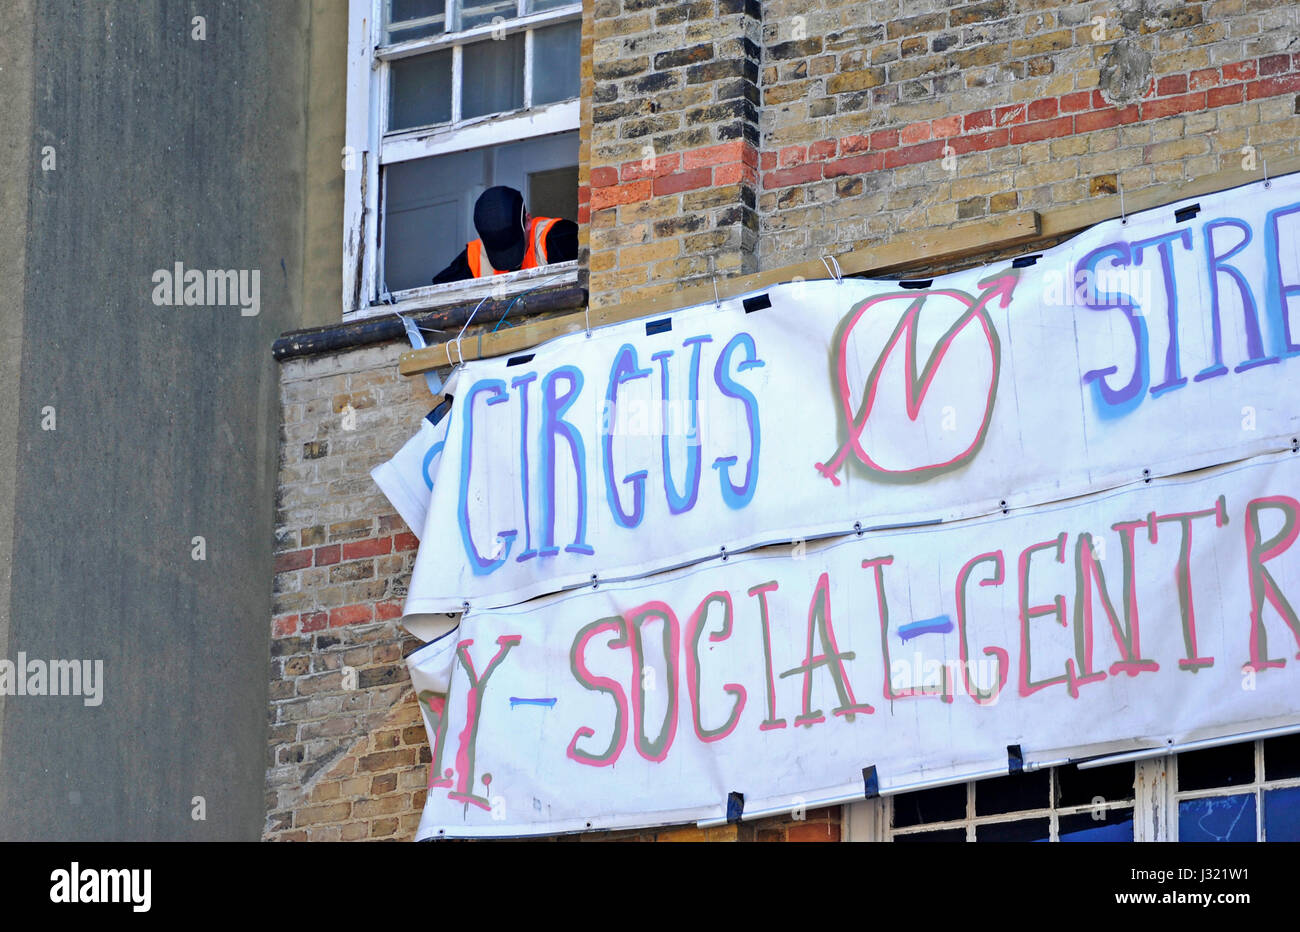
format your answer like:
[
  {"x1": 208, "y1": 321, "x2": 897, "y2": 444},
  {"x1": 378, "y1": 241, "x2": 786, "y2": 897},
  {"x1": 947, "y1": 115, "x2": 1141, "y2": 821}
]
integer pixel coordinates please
[{"x1": 343, "y1": 0, "x2": 582, "y2": 321}]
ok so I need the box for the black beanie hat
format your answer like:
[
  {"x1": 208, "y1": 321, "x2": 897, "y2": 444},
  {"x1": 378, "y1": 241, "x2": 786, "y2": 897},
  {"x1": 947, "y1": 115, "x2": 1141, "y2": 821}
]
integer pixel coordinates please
[{"x1": 473, "y1": 186, "x2": 527, "y2": 271}]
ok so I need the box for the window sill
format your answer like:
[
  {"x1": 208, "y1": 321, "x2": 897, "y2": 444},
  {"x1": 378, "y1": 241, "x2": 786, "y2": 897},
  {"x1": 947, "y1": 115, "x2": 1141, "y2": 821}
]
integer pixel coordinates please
[{"x1": 344, "y1": 261, "x2": 579, "y2": 323}]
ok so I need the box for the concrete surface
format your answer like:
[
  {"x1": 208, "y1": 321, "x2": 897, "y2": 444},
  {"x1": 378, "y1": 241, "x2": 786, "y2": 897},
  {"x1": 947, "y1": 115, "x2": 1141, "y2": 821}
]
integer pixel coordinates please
[{"x1": 0, "y1": 0, "x2": 308, "y2": 839}]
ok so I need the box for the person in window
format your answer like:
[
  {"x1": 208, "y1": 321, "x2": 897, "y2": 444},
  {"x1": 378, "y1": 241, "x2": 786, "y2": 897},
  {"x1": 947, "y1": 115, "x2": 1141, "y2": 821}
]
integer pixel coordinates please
[{"x1": 431, "y1": 185, "x2": 578, "y2": 284}]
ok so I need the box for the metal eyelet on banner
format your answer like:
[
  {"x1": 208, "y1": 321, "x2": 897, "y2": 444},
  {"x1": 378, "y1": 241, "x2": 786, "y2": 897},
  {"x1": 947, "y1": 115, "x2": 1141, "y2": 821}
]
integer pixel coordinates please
[
  {"x1": 590, "y1": 574, "x2": 598, "y2": 589},
  {"x1": 1142, "y1": 468, "x2": 1151, "y2": 484},
  {"x1": 854, "y1": 521, "x2": 863, "y2": 537},
  {"x1": 720, "y1": 545, "x2": 728, "y2": 562},
  {"x1": 461, "y1": 601, "x2": 470, "y2": 617},
  {"x1": 1291, "y1": 437, "x2": 1298, "y2": 453},
  {"x1": 821, "y1": 255, "x2": 844, "y2": 285},
  {"x1": 1000, "y1": 500, "x2": 1009, "y2": 515}
]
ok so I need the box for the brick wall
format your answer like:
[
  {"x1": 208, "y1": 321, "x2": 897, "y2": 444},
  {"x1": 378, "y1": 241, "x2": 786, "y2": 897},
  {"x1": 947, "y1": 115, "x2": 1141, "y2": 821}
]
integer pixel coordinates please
[
  {"x1": 584, "y1": 0, "x2": 763, "y2": 309},
  {"x1": 585, "y1": 0, "x2": 1300, "y2": 301},
  {"x1": 269, "y1": 0, "x2": 1300, "y2": 842},
  {"x1": 266, "y1": 342, "x2": 437, "y2": 841}
]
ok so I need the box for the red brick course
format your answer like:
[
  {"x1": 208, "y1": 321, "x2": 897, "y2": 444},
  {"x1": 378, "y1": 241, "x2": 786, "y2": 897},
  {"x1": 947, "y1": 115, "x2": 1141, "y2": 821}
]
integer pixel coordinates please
[{"x1": 749, "y1": 52, "x2": 1300, "y2": 192}]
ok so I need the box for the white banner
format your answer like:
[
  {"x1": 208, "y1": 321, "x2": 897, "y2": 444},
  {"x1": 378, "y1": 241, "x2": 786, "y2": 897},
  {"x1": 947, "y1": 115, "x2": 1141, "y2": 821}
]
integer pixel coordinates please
[
  {"x1": 405, "y1": 174, "x2": 1300, "y2": 613},
  {"x1": 410, "y1": 451, "x2": 1300, "y2": 838},
  {"x1": 371, "y1": 404, "x2": 451, "y2": 541}
]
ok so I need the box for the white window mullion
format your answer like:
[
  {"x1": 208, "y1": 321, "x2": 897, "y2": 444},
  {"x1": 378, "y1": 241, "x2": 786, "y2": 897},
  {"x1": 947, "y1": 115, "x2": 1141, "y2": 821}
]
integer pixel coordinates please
[
  {"x1": 1134, "y1": 756, "x2": 1171, "y2": 842},
  {"x1": 966, "y1": 781, "x2": 975, "y2": 841},
  {"x1": 842, "y1": 800, "x2": 881, "y2": 842},
  {"x1": 451, "y1": 44, "x2": 463, "y2": 123},
  {"x1": 1256, "y1": 740, "x2": 1266, "y2": 841},
  {"x1": 1048, "y1": 771, "x2": 1059, "y2": 842},
  {"x1": 367, "y1": 54, "x2": 387, "y2": 304},
  {"x1": 363, "y1": 8, "x2": 385, "y2": 307},
  {"x1": 523, "y1": 27, "x2": 534, "y2": 108}
]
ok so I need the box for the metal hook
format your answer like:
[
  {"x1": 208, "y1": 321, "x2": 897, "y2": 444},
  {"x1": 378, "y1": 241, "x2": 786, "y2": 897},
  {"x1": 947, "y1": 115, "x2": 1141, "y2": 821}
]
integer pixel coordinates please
[
  {"x1": 821, "y1": 255, "x2": 843, "y2": 284},
  {"x1": 1264, "y1": 158, "x2": 1271, "y2": 188},
  {"x1": 709, "y1": 254, "x2": 721, "y2": 308},
  {"x1": 584, "y1": 304, "x2": 592, "y2": 338},
  {"x1": 1118, "y1": 179, "x2": 1127, "y2": 225}
]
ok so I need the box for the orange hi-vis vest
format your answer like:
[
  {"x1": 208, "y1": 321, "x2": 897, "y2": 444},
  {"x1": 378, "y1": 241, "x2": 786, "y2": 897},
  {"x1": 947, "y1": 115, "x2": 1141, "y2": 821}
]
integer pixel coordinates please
[{"x1": 466, "y1": 216, "x2": 559, "y2": 277}]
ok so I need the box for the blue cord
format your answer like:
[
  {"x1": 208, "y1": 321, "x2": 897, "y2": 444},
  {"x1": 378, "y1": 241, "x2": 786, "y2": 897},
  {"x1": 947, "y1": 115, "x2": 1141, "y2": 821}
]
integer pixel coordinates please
[{"x1": 491, "y1": 293, "x2": 525, "y2": 333}]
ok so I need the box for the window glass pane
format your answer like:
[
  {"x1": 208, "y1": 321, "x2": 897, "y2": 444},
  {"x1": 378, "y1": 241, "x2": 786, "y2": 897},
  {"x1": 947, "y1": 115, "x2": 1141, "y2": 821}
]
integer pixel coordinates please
[
  {"x1": 1059, "y1": 808, "x2": 1134, "y2": 842},
  {"x1": 525, "y1": 0, "x2": 573, "y2": 12},
  {"x1": 385, "y1": 0, "x2": 446, "y2": 43},
  {"x1": 1178, "y1": 794, "x2": 1256, "y2": 842},
  {"x1": 458, "y1": 0, "x2": 517, "y2": 31},
  {"x1": 383, "y1": 149, "x2": 488, "y2": 292},
  {"x1": 975, "y1": 818, "x2": 1050, "y2": 842},
  {"x1": 891, "y1": 783, "x2": 966, "y2": 829},
  {"x1": 380, "y1": 130, "x2": 577, "y2": 293},
  {"x1": 462, "y1": 34, "x2": 524, "y2": 119},
  {"x1": 528, "y1": 166, "x2": 578, "y2": 223},
  {"x1": 1177, "y1": 743, "x2": 1255, "y2": 792},
  {"x1": 1056, "y1": 762, "x2": 1135, "y2": 808},
  {"x1": 974, "y1": 770, "x2": 1050, "y2": 816},
  {"x1": 532, "y1": 21, "x2": 580, "y2": 106},
  {"x1": 388, "y1": 50, "x2": 453, "y2": 131},
  {"x1": 1264, "y1": 733, "x2": 1300, "y2": 781},
  {"x1": 893, "y1": 828, "x2": 966, "y2": 843},
  {"x1": 1264, "y1": 786, "x2": 1300, "y2": 842}
]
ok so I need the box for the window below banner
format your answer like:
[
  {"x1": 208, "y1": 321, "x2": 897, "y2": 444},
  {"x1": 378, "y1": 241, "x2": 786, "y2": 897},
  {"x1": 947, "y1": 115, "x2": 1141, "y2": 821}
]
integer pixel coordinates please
[
  {"x1": 846, "y1": 737, "x2": 1300, "y2": 842},
  {"x1": 1174, "y1": 734, "x2": 1300, "y2": 842},
  {"x1": 887, "y1": 762, "x2": 1137, "y2": 843}
]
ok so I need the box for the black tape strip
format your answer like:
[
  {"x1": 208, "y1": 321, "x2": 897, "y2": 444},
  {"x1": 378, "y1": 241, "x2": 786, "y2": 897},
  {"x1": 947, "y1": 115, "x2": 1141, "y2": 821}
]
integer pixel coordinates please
[
  {"x1": 1175, "y1": 203, "x2": 1200, "y2": 223},
  {"x1": 426, "y1": 394, "x2": 454, "y2": 427},
  {"x1": 645, "y1": 317, "x2": 672, "y2": 336},
  {"x1": 862, "y1": 765, "x2": 880, "y2": 799},
  {"x1": 743, "y1": 293, "x2": 772, "y2": 313},
  {"x1": 1012, "y1": 254, "x2": 1041, "y2": 268},
  {"x1": 505, "y1": 353, "x2": 534, "y2": 367},
  {"x1": 726, "y1": 791, "x2": 745, "y2": 823},
  {"x1": 1007, "y1": 744, "x2": 1024, "y2": 773}
]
